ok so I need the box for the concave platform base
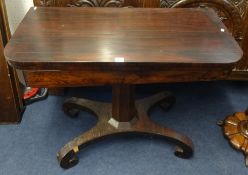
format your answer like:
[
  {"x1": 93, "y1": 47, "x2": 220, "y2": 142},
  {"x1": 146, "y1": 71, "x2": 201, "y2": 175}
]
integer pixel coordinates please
[{"x1": 57, "y1": 86, "x2": 194, "y2": 169}]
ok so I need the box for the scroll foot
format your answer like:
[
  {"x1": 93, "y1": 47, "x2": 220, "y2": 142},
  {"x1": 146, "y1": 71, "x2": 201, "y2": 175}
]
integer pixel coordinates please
[
  {"x1": 158, "y1": 92, "x2": 176, "y2": 111},
  {"x1": 58, "y1": 150, "x2": 79, "y2": 169}
]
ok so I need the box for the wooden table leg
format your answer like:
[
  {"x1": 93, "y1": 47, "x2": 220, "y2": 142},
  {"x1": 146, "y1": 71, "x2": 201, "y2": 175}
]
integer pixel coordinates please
[{"x1": 57, "y1": 84, "x2": 194, "y2": 169}]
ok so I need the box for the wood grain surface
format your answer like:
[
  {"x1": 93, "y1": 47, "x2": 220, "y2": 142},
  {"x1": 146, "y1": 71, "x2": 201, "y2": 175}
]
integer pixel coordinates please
[
  {"x1": 0, "y1": 33, "x2": 20, "y2": 123},
  {"x1": 4, "y1": 7, "x2": 242, "y2": 87},
  {"x1": 5, "y1": 8, "x2": 242, "y2": 68}
]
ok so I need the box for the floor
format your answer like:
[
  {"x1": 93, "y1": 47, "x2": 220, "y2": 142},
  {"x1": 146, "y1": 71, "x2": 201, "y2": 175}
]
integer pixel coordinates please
[{"x1": 0, "y1": 81, "x2": 247, "y2": 175}]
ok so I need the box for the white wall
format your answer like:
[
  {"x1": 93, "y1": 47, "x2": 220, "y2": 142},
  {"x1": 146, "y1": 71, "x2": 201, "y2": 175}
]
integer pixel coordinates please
[{"x1": 5, "y1": 0, "x2": 34, "y2": 34}]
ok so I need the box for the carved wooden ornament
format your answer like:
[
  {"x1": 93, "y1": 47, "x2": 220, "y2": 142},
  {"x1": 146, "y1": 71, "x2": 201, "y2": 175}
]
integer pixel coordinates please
[
  {"x1": 40, "y1": 0, "x2": 53, "y2": 6},
  {"x1": 223, "y1": 111, "x2": 248, "y2": 167},
  {"x1": 68, "y1": 0, "x2": 125, "y2": 7}
]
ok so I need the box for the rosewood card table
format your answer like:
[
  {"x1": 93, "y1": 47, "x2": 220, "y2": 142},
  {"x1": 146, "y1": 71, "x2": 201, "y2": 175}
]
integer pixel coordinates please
[{"x1": 4, "y1": 7, "x2": 242, "y2": 169}]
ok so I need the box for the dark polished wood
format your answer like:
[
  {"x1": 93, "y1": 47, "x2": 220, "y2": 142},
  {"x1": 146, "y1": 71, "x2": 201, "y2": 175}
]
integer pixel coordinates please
[
  {"x1": 33, "y1": 0, "x2": 248, "y2": 80},
  {"x1": 0, "y1": 0, "x2": 24, "y2": 123},
  {"x1": 5, "y1": 7, "x2": 242, "y2": 168},
  {"x1": 5, "y1": 8, "x2": 241, "y2": 83},
  {"x1": 59, "y1": 91, "x2": 193, "y2": 169},
  {"x1": 20, "y1": 67, "x2": 232, "y2": 88},
  {"x1": 112, "y1": 84, "x2": 135, "y2": 122},
  {"x1": 160, "y1": 0, "x2": 248, "y2": 80},
  {"x1": 0, "y1": 0, "x2": 11, "y2": 45},
  {"x1": 0, "y1": 33, "x2": 21, "y2": 123}
]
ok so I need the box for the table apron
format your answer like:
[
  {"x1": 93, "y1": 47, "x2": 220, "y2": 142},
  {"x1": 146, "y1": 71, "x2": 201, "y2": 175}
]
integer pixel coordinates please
[{"x1": 18, "y1": 69, "x2": 231, "y2": 88}]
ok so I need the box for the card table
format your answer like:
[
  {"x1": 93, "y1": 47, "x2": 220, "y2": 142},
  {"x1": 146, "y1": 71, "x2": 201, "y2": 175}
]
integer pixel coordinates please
[{"x1": 5, "y1": 7, "x2": 242, "y2": 169}]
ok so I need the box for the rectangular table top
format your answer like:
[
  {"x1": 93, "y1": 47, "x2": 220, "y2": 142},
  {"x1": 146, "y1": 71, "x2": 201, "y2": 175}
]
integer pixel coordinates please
[{"x1": 5, "y1": 7, "x2": 242, "y2": 71}]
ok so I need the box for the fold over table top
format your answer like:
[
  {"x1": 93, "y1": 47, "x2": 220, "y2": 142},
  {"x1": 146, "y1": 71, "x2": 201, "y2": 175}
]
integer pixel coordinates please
[{"x1": 5, "y1": 7, "x2": 242, "y2": 71}]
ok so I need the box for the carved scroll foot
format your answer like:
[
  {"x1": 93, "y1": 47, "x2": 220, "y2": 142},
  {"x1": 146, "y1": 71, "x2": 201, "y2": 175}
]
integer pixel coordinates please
[
  {"x1": 158, "y1": 92, "x2": 176, "y2": 111},
  {"x1": 58, "y1": 150, "x2": 79, "y2": 169},
  {"x1": 136, "y1": 91, "x2": 194, "y2": 159},
  {"x1": 62, "y1": 97, "x2": 108, "y2": 118},
  {"x1": 63, "y1": 98, "x2": 80, "y2": 117},
  {"x1": 59, "y1": 97, "x2": 114, "y2": 169},
  {"x1": 58, "y1": 91, "x2": 193, "y2": 169}
]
